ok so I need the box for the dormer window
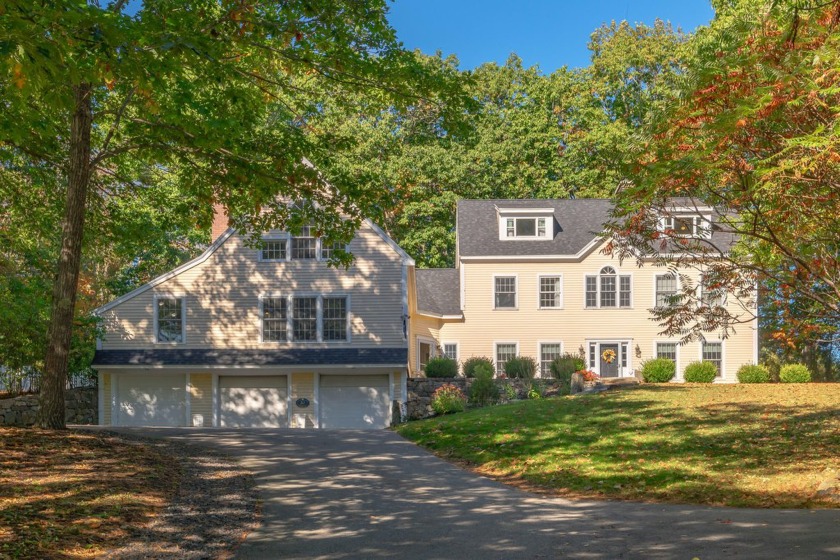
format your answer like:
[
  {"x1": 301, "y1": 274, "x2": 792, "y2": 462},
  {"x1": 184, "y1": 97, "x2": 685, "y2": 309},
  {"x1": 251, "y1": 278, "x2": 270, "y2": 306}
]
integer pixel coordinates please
[
  {"x1": 659, "y1": 214, "x2": 712, "y2": 238},
  {"x1": 498, "y1": 207, "x2": 553, "y2": 240}
]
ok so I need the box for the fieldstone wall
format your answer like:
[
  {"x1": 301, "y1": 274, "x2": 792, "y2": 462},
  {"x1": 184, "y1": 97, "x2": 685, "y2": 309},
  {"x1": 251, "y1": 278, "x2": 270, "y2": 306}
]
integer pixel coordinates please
[
  {"x1": 0, "y1": 388, "x2": 98, "y2": 427},
  {"x1": 406, "y1": 377, "x2": 558, "y2": 420}
]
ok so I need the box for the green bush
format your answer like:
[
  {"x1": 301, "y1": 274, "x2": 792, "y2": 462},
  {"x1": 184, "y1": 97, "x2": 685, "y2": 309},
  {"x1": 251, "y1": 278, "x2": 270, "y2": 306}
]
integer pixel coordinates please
[
  {"x1": 424, "y1": 356, "x2": 459, "y2": 378},
  {"x1": 641, "y1": 358, "x2": 676, "y2": 383},
  {"x1": 463, "y1": 356, "x2": 495, "y2": 378},
  {"x1": 431, "y1": 384, "x2": 467, "y2": 415},
  {"x1": 780, "y1": 364, "x2": 811, "y2": 383},
  {"x1": 550, "y1": 353, "x2": 586, "y2": 390},
  {"x1": 737, "y1": 364, "x2": 771, "y2": 384},
  {"x1": 468, "y1": 364, "x2": 499, "y2": 406},
  {"x1": 504, "y1": 356, "x2": 537, "y2": 379},
  {"x1": 684, "y1": 361, "x2": 718, "y2": 383}
]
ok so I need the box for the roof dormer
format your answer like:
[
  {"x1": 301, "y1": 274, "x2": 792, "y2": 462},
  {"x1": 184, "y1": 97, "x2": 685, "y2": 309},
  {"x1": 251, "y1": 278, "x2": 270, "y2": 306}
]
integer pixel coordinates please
[
  {"x1": 496, "y1": 206, "x2": 554, "y2": 241},
  {"x1": 657, "y1": 211, "x2": 713, "y2": 239}
]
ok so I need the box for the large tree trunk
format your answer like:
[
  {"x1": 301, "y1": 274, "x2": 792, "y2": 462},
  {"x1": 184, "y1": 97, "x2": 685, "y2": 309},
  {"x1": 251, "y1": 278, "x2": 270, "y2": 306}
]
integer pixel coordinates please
[{"x1": 38, "y1": 84, "x2": 93, "y2": 429}]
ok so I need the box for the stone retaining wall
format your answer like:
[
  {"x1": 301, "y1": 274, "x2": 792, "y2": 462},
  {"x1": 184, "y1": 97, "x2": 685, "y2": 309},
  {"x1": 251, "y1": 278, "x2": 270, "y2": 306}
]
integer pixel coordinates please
[
  {"x1": 0, "y1": 388, "x2": 98, "y2": 427},
  {"x1": 406, "y1": 377, "x2": 558, "y2": 420}
]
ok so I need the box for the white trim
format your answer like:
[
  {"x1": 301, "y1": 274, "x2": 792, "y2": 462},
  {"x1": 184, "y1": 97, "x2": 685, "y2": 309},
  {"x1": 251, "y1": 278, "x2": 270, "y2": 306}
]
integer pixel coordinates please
[
  {"x1": 415, "y1": 310, "x2": 464, "y2": 319},
  {"x1": 495, "y1": 206, "x2": 555, "y2": 214},
  {"x1": 459, "y1": 264, "x2": 465, "y2": 311},
  {"x1": 93, "y1": 229, "x2": 235, "y2": 315},
  {"x1": 497, "y1": 214, "x2": 553, "y2": 241},
  {"x1": 257, "y1": 234, "x2": 291, "y2": 262},
  {"x1": 441, "y1": 341, "x2": 459, "y2": 364},
  {"x1": 97, "y1": 371, "x2": 105, "y2": 426},
  {"x1": 493, "y1": 341, "x2": 519, "y2": 376},
  {"x1": 185, "y1": 373, "x2": 191, "y2": 426},
  {"x1": 653, "y1": 272, "x2": 679, "y2": 309},
  {"x1": 314, "y1": 372, "x2": 320, "y2": 429},
  {"x1": 93, "y1": 363, "x2": 408, "y2": 371},
  {"x1": 286, "y1": 374, "x2": 293, "y2": 428},
  {"x1": 583, "y1": 268, "x2": 634, "y2": 310},
  {"x1": 460, "y1": 236, "x2": 604, "y2": 263},
  {"x1": 585, "y1": 339, "x2": 634, "y2": 377},
  {"x1": 537, "y1": 341, "x2": 564, "y2": 378},
  {"x1": 492, "y1": 273, "x2": 518, "y2": 310},
  {"x1": 416, "y1": 336, "x2": 436, "y2": 372},
  {"x1": 211, "y1": 373, "x2": 219, "y2": 427},
  {"x1": 366, "y1": 220, "x2": 415, "y2": 266},
  {"x1": 388, "y1": 371, "x2": 395, "y2": 427},
  {"x1": 699, "y1": 339, "x2": 726, "y2": 380},
  {"x1": 536, "y1": 273, "x2": 564, "y2": 310},
  {"x1": 258, "y1": 293, "x2": 351, "y2": 344},
  {"x1": 653, "y1": 340, "x2": 682, "y2": 381},
  {"x1": 401, "y1": 264, "x2": 409, "y2": 341},
  {"x1": 152, "y1": 294, "x2": 187, "y2": 345},
  {"x1": 111, "y1": 374, "x2": 118, "y2": 425}
]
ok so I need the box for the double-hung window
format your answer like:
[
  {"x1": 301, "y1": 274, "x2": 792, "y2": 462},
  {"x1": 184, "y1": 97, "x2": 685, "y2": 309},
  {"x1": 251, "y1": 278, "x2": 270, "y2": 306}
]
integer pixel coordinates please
[
  {"x1": 291, "y1": 226, "x2": 317, "y2": 260},
  {"x1": 263, "y1": 295, "x2": 348, "y2": 342},
  {"x1": 292, "y1": 297, "x2": 318, "y2": 341},
  {"x1": 540, "y1": 343, "x2": 562, "y2": 377},
  {"x1": 539, "y1": 276, "x2": 563, "y2": 309},
  {"x1": 260, "y1": 239, "x2": 287, "y2": 261},
  {"x1": 443, "y1": 343, "x2": 458, "y2": 362},
  {"x1": 656, "y1": 342, "x2": 677, "y2": 362},
  {"x1": 262, "y1": 297, "x2": 288, "y2": 342},
  {"x1": 494, "y1": 276, "x2": 517, "y2": 309},
  {"x1": 156, "y1": 297, "x2": 184, "y2": 343},
  {"x1": 320, "y1": 241, "x2": 344, "y2": 261},
  {"x1": 702, "y1": 341, "x2": 723, "y2": 377},
  {"x1": 322, "y1": 297, "x2": 348, "y2": 341},
  {"x1": 700, "y1": 275, "x2": 725, "y2": 308},
  {"x1": 495, "y1": 343, "x2": 518, "y2": 376},
  {"x1": 655, "y1": 274, "x2": 678, "y2": 308},
  {"x1": 585, "y1": 267, "x2": 631, "y2": 308}
]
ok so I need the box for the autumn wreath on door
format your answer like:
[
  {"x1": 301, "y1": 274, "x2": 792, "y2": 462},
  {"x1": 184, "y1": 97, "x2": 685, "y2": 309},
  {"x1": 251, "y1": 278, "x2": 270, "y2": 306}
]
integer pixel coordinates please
[{"x1": 601, "y1": 348, "x2": 617, "y2": 364}]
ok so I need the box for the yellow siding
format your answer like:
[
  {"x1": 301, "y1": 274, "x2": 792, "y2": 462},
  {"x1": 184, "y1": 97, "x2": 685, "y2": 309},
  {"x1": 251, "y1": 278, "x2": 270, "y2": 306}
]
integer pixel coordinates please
[
  {"x1": 102, "y1": 373, "x2": 111, "y2": 425},
  {"x1": 189, "y1": 374, "x2": 212, "y2": 427},
  {"x1": 417, "y1": 241, "x2": 756, "y2": 383},
  {"x1": 409, "y1": 314, "x2": 443, "y2": 376},
  {"x1": 100, "y1": 222, "x2": 406, "y2": 350},
  {"x1": 291, "y1": 372, "x2": 315, "y2": 427}
]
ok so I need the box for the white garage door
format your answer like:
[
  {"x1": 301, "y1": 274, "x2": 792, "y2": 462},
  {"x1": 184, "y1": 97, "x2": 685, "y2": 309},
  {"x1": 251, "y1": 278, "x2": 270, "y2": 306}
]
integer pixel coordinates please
[
  {"x1": 117, "y1": 374, "x2": 186, "y2": 427},
  {"x1": 220, "y1": 376, "x2": 288, "y2": 428},
  {"x1": 320, "y1": 375, "x2": 391, "y2": 429}
]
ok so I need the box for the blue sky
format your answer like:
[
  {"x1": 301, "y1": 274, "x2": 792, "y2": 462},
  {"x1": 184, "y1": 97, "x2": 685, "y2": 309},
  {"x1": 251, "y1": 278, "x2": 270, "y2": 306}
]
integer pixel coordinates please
[{"x1": 386, "y1": 0, "x2": 715, "y2": 72}]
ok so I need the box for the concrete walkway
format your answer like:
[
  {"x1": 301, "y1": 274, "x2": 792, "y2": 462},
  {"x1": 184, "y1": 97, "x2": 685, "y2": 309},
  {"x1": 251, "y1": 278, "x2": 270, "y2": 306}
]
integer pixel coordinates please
[{"x1": 114, "y1": 428, "x2": 840, "y2": 559}]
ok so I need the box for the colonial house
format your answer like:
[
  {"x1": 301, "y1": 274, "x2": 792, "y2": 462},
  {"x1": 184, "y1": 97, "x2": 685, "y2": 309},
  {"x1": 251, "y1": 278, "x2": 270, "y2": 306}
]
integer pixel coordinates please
[
  {"x1": 92, "y1": 207, "x2": 413, "y2": 429},
  {"x1": 409, "y1": 199, "x2": 757, "y2": 382}
]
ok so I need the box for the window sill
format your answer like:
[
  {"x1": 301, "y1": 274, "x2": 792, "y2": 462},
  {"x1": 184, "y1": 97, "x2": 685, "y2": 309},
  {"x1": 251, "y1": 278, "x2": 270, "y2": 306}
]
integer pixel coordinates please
[{"x1": 493, "y1": 307, "x2": 518, "y2": 311}]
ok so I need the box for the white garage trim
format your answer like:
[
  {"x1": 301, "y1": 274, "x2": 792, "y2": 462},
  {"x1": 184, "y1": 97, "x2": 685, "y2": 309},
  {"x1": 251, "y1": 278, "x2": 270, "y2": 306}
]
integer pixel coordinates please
[{"x1": 314, "y1": 372, "x2": 321, "y2": 429}]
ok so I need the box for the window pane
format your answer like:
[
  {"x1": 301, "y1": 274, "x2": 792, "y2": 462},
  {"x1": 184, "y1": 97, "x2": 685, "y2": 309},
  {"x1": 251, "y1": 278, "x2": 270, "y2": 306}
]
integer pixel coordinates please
[
  {"x1": 443, "y1": 343, "x2": 458, "y2": 361},
  {"x1": 322, "y1": 297, "x2": 347, "y2": 341},
  {"x1": 540, "y1": 276, "x2": 561, "y2": 308},
  {"x1": 291, "y1": 237, "x2": 316, "y2": 259},
  {"x1": 702, "y1": 342, "x2": 723, "y2": 376},
  {"x1": 540, "y1": 343, "x2": 562, "y2": 377},
  {"x1": 589, "y1": 343, "x2": 596, "y2": 369},
  {"x1": 600, "y1": 275, "x2": 616, "y2": 307},
  {"x1": 157, "y1": 298, "x2": 183, "y2": 343},
  {"x1": 515, "y1": 218, "x2": 536, "y2": 236},
  {"x1": 537, "y1": 218, "x2": 546, "y2": 237},
  {"x1": 262, "y1": 297, "x2": 287, "y2": 341},
  {"x1": 673, "y1": 217, "x2": 694, "y2": 235},
  {"x1": 419, "y1": 342, "x2": 432, "y2": 370},
  {"x1": 619, "y1": 276, "x2": 632, "y2": 308},
  {"x1": 321, "y1": 241, "x2": 343, "y2": 260},
  {"x1": 621, "y1": 343, "x2": 628, "y2": 368},
  {"x1": 656, "y1": 274, "x2": 677, "y2": 307},
  {"x1": 496, "y1": 344, "x2": 517, "y2": 376},
  {"x1": 261, "y1": 239, "x2": 287, "y2": 261},
  {"x1": 585, "y1": 276, "x2": 597, "y2": 308},
  {"x1": 656, "y1": 342, "x2": 677, "y2": 361},
  {"x1": 506, "y1": 218, "x2": 515, "y2": 238},
  {"x1": 292, "y1": 297, "x2": 317, "y2": 341},
  {"x1": 495, "y1": 276, "x2": 516, "y2": 308},
  {"x1": 701, "y1": 278, "x2": 725, "y2": 307}
]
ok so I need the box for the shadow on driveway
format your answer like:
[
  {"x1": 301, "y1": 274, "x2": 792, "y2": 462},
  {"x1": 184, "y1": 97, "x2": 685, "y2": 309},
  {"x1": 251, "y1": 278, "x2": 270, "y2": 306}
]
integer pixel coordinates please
[{"x1": 107, "y1": 428, "x2": 840, "y2": 559}]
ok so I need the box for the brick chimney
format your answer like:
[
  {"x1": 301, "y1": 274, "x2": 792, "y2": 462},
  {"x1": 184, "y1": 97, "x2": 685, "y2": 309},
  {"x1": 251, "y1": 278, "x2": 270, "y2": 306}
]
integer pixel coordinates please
[{"x1": 211, "y1": 202, "x2": 229, "y2": 243}]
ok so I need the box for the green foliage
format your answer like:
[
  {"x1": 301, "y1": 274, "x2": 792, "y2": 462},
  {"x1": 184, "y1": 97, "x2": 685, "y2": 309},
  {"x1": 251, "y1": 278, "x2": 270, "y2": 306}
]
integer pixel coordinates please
[
  {"x1": 550, "y1": 353, "x2": 586, "y2": 389},
  {"x1": 684, "y1": 361, "x2": 718, "y2": 383},
  {"x1": 431, "y1": 384, "x2": 467, "y2": 415},
  {"x1": 527, "y1": 386, "x2": 543, "y2": 400},
  {"x1": 641, "y1": 358, "x2": 676, "y2": 383},
  {"x1": 737, "y1": 364, "x2": 771, "y2": 384},
  {"x1": 463, "y1": 356, "x2": 495, "y2": 379},
  {"x1": 779, "y1": 364, "x2": 812, "y2": 384},
  {"x1": 504, "y1": 356, "x2": 537, "y2": 379},
  {"x1": 424, "y1": 356, "x2": 459, "y2": 378},
  {"x1": 468, "y1": 364, "x2": 499, "y2": 406}
]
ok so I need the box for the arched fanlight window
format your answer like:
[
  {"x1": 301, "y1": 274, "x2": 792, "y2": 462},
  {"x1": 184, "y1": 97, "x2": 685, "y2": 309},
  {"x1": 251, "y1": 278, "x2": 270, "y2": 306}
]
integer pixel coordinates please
[{"x1": 585, "y1": 266, "x2": 632, "y2": 308}]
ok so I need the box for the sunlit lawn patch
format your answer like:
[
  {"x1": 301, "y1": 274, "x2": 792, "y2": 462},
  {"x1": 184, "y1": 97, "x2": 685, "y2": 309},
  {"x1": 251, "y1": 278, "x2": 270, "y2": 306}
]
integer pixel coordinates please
[
  {"x1": 0, "y1": 428, "x2": 179, "y2": 559},
  {"x1": 396, "y1": 384, "x2": 840, "y2": 508}
]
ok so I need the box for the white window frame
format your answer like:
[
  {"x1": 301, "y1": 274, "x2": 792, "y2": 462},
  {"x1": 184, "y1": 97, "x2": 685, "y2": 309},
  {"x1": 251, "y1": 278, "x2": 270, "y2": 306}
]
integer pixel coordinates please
[
  {"x1": 319, "y1": 240, "x2": 347, "y2": 262},
  {"x1": 259, "y1": 293, "x2": 350, "y2": 343},
  {"x1": 537, "y1": 274, "x2": 564, "y2": 309},
  {"x1": 658, "y1": 214, "x2": 713, "y2": 239},
  {"x1": 700, "y1": 339, "x2": 725, "y2": 379},
  {"x1": 537, "y1": 341, "x2": 563, "y2": 378},
  {"x1": 442, "y1": 342, "x2": 459, "y2": 362},
  {"x1": 586, "y1": 339, "x2": 633, "y2": 377},
  {"x1": 493, "y1": 274, "x2": 518, "y2": 310},
  {"x1": 494, "y1": 341, "x2": 519, "y2": 376},
  {"x1": 417, "y1": 336, "x2": 436, "y2": 372},
  {"x1": 497, "y1": 211, "x2": 554, "y2": 240},
  {"x1": 698, "y1": 273, "x2": 727, "y2": 308},
  {"x1": 583, "y1": 268, "x2": 633, "y2": 309},
  {"x1": 654, "y1": 273, "x2": 679, "y2": 308},
  {"x1": 258, "y1": 234, "x2": 290, "y2": 262},
  {"x1": 153, "y1": 294, "x2": 186, "y2": 344},
  {"x1": 653, "y1": 340, "x2": 681, "y2": 380}
]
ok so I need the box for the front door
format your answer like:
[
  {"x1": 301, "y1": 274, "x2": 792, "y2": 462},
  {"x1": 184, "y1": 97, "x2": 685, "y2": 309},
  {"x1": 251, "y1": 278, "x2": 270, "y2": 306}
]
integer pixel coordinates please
[{"x1": 599, "y1": 343, "x2": 620, "y2": 378}]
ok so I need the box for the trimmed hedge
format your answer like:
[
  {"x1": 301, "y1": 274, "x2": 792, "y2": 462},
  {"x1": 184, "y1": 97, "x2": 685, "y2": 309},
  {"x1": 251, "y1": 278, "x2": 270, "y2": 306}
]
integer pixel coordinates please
[
  {"x1": 641, "y1": 358, "x2": 676, "y2": 383},
  {"x1": 504, "y1": 356, "x2": 537, "y2": 379},
  {"x1": 737, "y1": 364, "x2": 771, "y2": 384},
  {"x1": 424, "y1": 356, "x2": 459, "y2": 378},
  {"x1": 684, "y1": 361, "x2": 718, "y2": 383},
  {"x1": 463, "y1": 356, "x2": 495, "y2": 379},
  {"x1": 780, "y1": 364, "x2": 812, "y2": 383}
]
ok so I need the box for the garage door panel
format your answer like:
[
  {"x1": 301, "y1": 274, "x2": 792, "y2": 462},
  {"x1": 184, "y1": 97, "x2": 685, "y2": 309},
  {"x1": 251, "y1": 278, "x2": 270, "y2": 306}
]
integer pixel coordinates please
[
  {"x1": 320, "y1": 375, "x2": 390, "y2": 429},
  {"x1": 117, "y1": 374, "x2": 186, "y2": 427},
  {"x1": 220, "y1": 375, "x2": 287, "y2": 428}
]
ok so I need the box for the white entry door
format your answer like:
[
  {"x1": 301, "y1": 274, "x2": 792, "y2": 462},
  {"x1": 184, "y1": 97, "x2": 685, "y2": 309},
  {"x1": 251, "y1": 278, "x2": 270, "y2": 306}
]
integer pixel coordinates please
[
  {"x1": 319, "y1": 375, "x2": 391, "y2": 429},
  {"x1": 117, "y1": 373, "x2": 186, "y2": 427},
  {"x1": 219, "y1": 375, "x2": 288, "y2": 428}
]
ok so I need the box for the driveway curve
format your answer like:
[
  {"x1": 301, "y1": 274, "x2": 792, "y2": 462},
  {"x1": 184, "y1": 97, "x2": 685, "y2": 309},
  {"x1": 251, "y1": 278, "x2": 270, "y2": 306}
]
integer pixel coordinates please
[{"x1": 118, "y1": 428, "x2": 840, "y2": 559}]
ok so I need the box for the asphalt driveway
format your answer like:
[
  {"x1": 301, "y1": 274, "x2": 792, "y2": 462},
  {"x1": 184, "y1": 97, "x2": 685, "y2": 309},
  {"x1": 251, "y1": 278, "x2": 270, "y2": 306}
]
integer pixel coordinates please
[{"x1": 114, "y1": 428, "x2": 840, "y2": 559}]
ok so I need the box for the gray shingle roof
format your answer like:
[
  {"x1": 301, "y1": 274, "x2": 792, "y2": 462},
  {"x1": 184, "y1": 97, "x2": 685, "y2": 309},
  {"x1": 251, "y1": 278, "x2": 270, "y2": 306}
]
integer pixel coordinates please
[
  {"x1": 457, "y1": 199, "x2": 613, "y2": 257},
  {"x1": 415, "y1": 269, "x2": 461, "y2": 316},
  {"x1": 92, "y1": 348, "x2": 407, "y2": 367}
]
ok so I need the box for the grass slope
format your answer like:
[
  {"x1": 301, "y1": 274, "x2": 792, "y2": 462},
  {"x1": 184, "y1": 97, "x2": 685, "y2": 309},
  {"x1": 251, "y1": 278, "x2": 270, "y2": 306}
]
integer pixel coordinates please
[
  {"x1": 396, "y1": 385, "x2": 840, "y2": 508},
  {"x1": 0, "y1": 428, "x2": 179, "y2": 559}
]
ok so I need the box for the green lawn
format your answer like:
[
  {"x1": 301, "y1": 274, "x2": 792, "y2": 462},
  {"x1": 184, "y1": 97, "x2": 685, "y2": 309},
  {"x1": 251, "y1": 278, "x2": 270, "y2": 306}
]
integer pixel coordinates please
[{"x1": 396, "y1": 384, "x2": 840, "y2": 508}]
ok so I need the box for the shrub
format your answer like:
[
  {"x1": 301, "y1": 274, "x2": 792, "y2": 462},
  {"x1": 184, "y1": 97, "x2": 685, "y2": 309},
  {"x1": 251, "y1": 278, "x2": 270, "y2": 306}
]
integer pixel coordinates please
[
  {"x1": 463, "y1": 356, "x2": 495, "y2": 378},
  {"x1": 684, "y1": 361, "x2": 718, "y2": 383},
  {"x1": 505, "y1": 356, "x2": 537, "y2": 379},
  {"x1": 641, "y1": 358, "x2": 676, "y2": 383},
  {"x1": 468, "y1": 364, "x2": 499, "y2": 406},
  {"x1": 780, "y1": 364, "x2": 812, "y2": 383},
  {"x1": 737, "y1": 364, "x2": 771, "y2": 384},
  {"x1": 424, "y1": 356, "x2": 458, "y2": 378},
  {"x1": 431, "y1": 384, "x2": 467, "y2": 415},
  {"x1": 550, "y1": 353, "x2": 586, "y2": 388}
]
